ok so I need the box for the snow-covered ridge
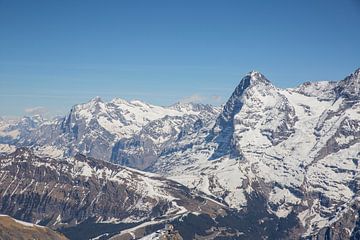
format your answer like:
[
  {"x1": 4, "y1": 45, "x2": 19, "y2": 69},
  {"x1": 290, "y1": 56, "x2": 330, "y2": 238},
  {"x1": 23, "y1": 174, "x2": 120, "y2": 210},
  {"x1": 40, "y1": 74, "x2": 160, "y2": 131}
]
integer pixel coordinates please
[
  {"x1": 78, "y1": 96, "x2": 211, "y2": 136},
  {"x1": 0, "y1": 97, "x2": 220, "y2": 168}
]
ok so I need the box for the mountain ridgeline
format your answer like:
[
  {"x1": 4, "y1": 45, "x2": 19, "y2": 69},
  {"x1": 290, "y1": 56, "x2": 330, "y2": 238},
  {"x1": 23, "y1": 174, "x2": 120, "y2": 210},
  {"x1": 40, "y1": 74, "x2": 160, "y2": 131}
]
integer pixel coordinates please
[{"x1": 0, "y1": 68, "x2": 359, "y2": 239}]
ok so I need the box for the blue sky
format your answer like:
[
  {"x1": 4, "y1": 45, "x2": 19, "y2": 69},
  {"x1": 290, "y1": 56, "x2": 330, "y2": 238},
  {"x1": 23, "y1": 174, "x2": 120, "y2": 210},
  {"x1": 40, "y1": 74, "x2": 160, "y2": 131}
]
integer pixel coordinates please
[{"x1": 1, "y1": 0, "x2": 360, "y2": 117}]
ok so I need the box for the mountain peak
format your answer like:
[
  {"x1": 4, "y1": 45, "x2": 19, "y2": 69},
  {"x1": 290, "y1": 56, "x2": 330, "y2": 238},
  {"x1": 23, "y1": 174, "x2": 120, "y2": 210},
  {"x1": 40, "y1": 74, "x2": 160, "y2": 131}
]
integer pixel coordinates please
[
  {"x1": 229, "y1": 71, "x2": 272, "y2": 100},
  {"x1": 208, "y1": 71, "x2": 276, "y2": 159},
  {"x1": 248, "y1": 70, "x2": 263, "y2": 77},
  {"x1": 246, "y1": 70, "x2": 271, "y2": 85}
]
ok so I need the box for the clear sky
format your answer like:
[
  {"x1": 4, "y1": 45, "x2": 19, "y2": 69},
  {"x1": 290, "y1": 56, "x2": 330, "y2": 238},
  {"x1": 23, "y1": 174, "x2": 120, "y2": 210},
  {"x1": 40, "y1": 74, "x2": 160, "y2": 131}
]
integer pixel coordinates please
[{"x1": 1, "y1": 0, "x2": 360, "y2": 117}]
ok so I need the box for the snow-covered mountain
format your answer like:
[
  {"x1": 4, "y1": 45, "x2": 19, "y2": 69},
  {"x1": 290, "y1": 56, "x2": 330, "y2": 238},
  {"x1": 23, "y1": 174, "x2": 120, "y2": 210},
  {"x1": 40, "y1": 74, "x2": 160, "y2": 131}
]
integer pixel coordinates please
[
  {"x1": 0, "y1": 99, "x2": 219, "y2": 169},
  {"x1": 0, "y1": 68, "x2": 359, "y2": 239},
  {"x1": 151, "y1": 68, "x2": 360, "y2": 238}
]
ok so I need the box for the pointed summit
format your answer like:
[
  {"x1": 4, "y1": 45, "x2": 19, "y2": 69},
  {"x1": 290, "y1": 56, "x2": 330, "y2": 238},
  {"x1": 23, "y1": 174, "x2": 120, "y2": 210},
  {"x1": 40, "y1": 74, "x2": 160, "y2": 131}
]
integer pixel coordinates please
[
  {"x1": 207, "y1": 71, "x2": 273, "y2": 159},
  {"x1": 221, "y1": 71, "x2": 272, "y2": 121},
  {"x1": 248, "y1": 70, "x2": 270, "y2": 84},
  {"x1": 229, "y1": 71, "x2": 272, "y2": 102}
]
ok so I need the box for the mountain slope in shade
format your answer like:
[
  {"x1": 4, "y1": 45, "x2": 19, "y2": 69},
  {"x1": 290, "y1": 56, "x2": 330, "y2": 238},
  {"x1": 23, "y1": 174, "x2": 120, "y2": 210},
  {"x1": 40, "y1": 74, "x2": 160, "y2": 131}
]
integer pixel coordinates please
[
  {"x1": 0, "y1": 215, "x2": 68, "y2": 240},
  {"x1": 151, "y1": 68, "x2": 360, "y2": 238}
]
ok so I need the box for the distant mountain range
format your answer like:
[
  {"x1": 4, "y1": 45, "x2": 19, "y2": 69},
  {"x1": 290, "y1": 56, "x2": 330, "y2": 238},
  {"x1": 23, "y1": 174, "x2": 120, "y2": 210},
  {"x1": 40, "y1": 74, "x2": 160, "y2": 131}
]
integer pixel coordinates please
[{"x1": 0, "y1": 68, "x2": 359, "y2": 239}]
